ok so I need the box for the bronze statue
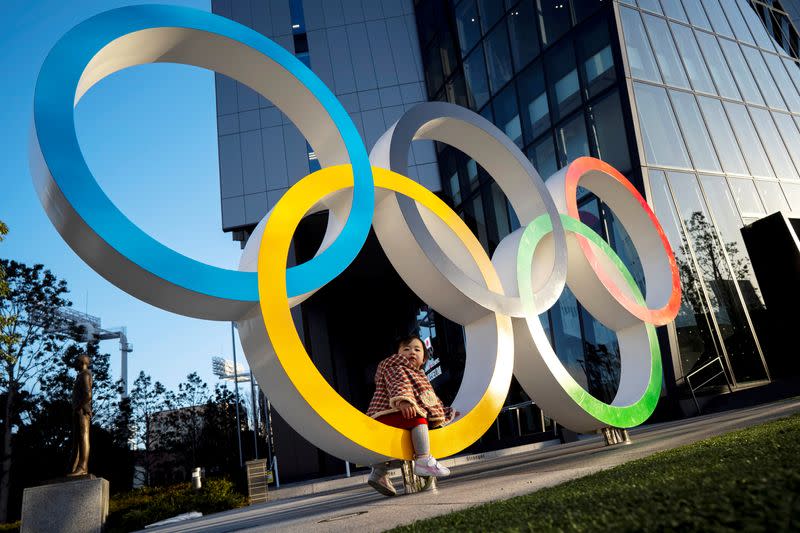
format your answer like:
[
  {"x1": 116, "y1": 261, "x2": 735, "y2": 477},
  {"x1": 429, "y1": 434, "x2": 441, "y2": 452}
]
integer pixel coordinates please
[{"x1": 68, "y1": 354, "x2": 92, "y2": 476}]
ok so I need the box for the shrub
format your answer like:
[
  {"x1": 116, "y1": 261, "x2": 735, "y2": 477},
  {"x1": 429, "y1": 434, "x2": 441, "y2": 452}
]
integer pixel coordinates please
[{"x1": 107, "y1": 478, "x2": 247, "y2": 532}]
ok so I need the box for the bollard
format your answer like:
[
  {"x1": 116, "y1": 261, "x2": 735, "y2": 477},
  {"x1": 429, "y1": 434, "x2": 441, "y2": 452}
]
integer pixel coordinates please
[{"x1": 191, "y1": 467, "x2": 202, "y2": 490}]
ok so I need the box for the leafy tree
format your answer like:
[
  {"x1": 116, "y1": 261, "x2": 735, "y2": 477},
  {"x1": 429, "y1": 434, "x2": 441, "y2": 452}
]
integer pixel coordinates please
[
  {"x1": 0, "y1": 259, "x2": 70, "y2": 522},
  {"x1": 129, "y1": 372, "x2": 166, "y2": 486},
  {"x1": 198, "y1": 384, "x2": 246, "y2": 476},
  {"x1": 161, "y1": 373, "x2": 209, "y2": 473}
]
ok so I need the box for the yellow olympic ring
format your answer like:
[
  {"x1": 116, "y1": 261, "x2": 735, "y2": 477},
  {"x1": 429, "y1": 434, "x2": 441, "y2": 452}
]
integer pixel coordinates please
[{"x1": 257, "y1": 165, "x2": 513, "y2": 459}]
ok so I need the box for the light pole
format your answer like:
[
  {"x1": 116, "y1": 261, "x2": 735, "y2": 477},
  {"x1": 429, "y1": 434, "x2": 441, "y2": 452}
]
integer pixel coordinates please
[{"x1": 211, "y1": 324, "x2": 262, "y2": 467}]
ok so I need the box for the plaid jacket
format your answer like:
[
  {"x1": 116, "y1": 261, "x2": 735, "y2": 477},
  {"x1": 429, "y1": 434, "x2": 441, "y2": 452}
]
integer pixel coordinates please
[{"x1": 366, "y1": 354, "x2": 455, "y2": 428}]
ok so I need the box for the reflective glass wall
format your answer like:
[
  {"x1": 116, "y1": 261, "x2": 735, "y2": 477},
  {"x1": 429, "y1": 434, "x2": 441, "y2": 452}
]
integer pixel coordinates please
[
  {"x1": 414, "y1": 0, "x2": 646, "y2": 408},
  {"x1": 618, "y1": 0, "x2": 800, "y2": 386},
  {"x1": 748, "y1": 0, "x2": 800, "y2": 58}
]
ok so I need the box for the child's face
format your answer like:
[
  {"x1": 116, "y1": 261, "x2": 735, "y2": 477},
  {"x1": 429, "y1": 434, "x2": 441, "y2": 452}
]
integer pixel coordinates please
[{"x1": 399, "y1": 338, "x2": 425, "y2": 369}]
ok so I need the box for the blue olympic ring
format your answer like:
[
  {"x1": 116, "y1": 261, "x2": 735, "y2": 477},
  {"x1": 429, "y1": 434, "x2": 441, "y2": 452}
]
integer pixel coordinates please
[{"x1": 33, "y1": 4, "x2": 374, "y2": 301}]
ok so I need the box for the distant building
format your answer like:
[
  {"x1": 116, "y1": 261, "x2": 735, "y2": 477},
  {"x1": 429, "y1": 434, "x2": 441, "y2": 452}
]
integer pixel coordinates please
[{"x1": 142, "y1": 405, "x2": 207, "y2": 485}]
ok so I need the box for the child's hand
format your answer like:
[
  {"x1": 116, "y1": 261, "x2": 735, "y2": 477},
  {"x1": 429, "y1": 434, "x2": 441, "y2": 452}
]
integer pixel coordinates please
[{"x1": 398, "y1": 400, "x2": 416, "y2": 419}]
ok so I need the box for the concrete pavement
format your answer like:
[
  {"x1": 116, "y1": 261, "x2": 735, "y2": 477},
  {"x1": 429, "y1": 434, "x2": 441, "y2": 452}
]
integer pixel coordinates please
[{"x1": 143, "y1": 397, "x2": 800, "y2": 532}]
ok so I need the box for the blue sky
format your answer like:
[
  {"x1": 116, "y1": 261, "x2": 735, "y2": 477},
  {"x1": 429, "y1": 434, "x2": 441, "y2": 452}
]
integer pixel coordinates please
[{"x1": 1, "y1": 0, "x2": 253, "y2": 394}]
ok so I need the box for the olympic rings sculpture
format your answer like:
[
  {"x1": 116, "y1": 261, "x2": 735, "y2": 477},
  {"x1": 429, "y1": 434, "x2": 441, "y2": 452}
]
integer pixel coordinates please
[{"x1": 31, "y1": 6, "x2": 681, "y2": 465}]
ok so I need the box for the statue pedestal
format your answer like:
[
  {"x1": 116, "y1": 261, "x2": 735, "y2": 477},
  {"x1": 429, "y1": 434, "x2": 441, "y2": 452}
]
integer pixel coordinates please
[{"x1": 21, "y1": 476, "x2": 109, "y2": 533}]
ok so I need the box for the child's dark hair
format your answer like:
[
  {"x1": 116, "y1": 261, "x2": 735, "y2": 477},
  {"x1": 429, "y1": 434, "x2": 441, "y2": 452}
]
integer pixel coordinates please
[{"x1": 396, "y1": 334, "x2": 429, "y2": 365}]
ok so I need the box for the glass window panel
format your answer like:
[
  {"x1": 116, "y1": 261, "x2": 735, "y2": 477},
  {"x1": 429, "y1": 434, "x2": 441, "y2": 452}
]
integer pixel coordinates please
[
  {"x1": 695, "y1": 31, "x2": 741, "y2": 100},
  {"x1": 556, "y1": 112, "x2": 590, "y2": 166},
  {"x1": 735, "y1": 0, "x2": 777, "y2": 51},
  {"x1": 576, "y1": 199, "x2": 622, "y2": 403},
  {"x1": 578, "y1": 17, "x2": 616, "y2": 99},
  {"x1": 464, "y1": 194, "x2": 490, "y2": 251},
  {"x1": 494, "y1": 83, "x2": 523, "y2": 147},
  {"x1": 464, "y1": 44, "x2": 491, "y2": 110},
  {"x1": 507, "y1": 0, "x2": 540, "y2": 72},
  {"x1": 440, "y1": 30, "x2": 459, "y2": 80},
  {"x1": 781, "y1": 57, "x2": 800, "y2": 100},
  {"x1": 700, "y1": 176, "x2": 766, "y2": 310},
  {"x1": 772, "y1": 11, "x2": 798, "y2": 56},
  {"x1": 699, "y1": 173, "x2": 768, "y2": 351},
  {"x1": 485, "y1": 24, "x2": 514, "y2": 94},
  {"x1": 667, "y1": 171, "x2": 766, "y2": 382},
  {"x1": 604, "y1": 205, "x2": 646, "y2": 293},
  {"x1": 772, "y1": 112, "x2": 800, "y2": 175},
  {"x1": 747, "y1": 107, "x2": 799, "y2": 181},
  {"x1": 545, "y1": 42, "x2": 581, "y2": 121},
  {"x1": 572, "y1": 0, "x2": 606, "y2": 22},
  {"x1": 443, "y1": 71, "x2": 471, "y2": 108},
  {"x1": 620, "y1": 7, "x2": 662, "y2": 83},
  {"x1": 536, "y1": 0, "x2": 572, "y2": 46},
  {"x1": 702, "y1": 0, "x2": 734, "y2": 38},
  {"x1": 740, "y1": 45, "x2": 787, "y2": 111},
  {"x1": 637, "y1": 0, "x2": 662, "y2": 14},
  {"x1": 763, "y1": 52, "x2": 800, "y2": 111},
  {"x1": 448, "y1": 171, "x2": 462, "y2": 205},
  {"x1": 670, "y1": 23, "x2": 715, "y2": 94},
  {"x1": 642, "y1": 14, "x2": 689, "y2": 88},
  {"x1": 728, "y1": 177, "x2": 766, "y2": 218},
  {"x1": 717, "y1": 38, "x2": 765, "y2": 106},
  {"x1": 549, "y1": 286, "x2": 590, "y2": 389},
  {"x1": 669, "y1": 90, "x2": 721, "y2": 172},
  {"x1": 479, "y1": 0, "x2": 505, "y2": 33},
  {"x1": 587, "y1": 90, "x2": 632, "y2": 173},
  {"x1": 528, "y1": 133, "x2": 558, "y2": 178},
  {"x1": 782, "y1": 183, "x2": 800, "y2": 214},
  {"x1": 680, "y1": 0, "x2": 712, "y2": 31},
  {"x1": 480, "y1": 100, "x2": 494, "y2": 121},
  {"x1": 659, "y1": 0, "x2": 687, "y2": 22},
  {"x1": 425, "y1": 40, "x2": 445, "y2": 96},
  {"x1": 517, "y1": 60, "x2": 551, "y2": 142},
  {"x1": 718, "y1": 0, "x2": 756, "y2": 46},
  {"x1": 696, "y1": 96, "x2": 749, "y2": 176},
  {"x1": 633, "y1": 82, "x2": 691, "y2": 168},
  {"x1": 649, "y1": 169, "x2": 722, "y2": 374},
  {"x1": 490, "y1": 182, "x2": 512, "y2": 240},
  {"x1": 455, "y1": 0, "x2": 482, "y2": 57},
  {"x1": 723, "y1": 102, "x2": 775, "y2": 179},
  {"x1": 755, "y1": 179, "x2": 791, "y2": 214},
  {"x1": 466, "y1": 158, "x2": 480, "y2": 190}
]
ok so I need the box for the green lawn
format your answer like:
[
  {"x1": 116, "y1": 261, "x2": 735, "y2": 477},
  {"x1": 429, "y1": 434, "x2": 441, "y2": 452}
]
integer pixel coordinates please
[{"x1": 391, "y1": 412, "x2": 800, "y2": 532}]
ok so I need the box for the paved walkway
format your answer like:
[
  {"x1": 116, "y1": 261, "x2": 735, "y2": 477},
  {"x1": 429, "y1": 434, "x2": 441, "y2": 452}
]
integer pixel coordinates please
[{"x1": 144, "y1": 398, "x2": 800, "y2": 532}]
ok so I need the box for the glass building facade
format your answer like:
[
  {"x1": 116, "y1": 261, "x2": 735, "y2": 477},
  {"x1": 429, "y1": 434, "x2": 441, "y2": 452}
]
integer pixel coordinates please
[
  {"x1": 213, "y1": 0, "x2": 800, "y2": 482},
  {"x1": 213, "y1": 0, "x2": 439, "y2": 245},
  {"x1": 413, "y1": 0, "x2": 800, "y2": 407},
  {"x1": 618, "y1": 0, "x2": 800, "y2": 389},
  {"x1": 415, "y1": 0, "x2": 648, "y2": 409}
]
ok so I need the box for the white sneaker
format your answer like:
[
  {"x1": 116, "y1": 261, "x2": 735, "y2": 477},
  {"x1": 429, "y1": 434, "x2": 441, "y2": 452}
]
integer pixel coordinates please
[
  {"x1": 368, "y1": 468, "x2": 397, "y2": 497},
  {"x1": 413, "y1": 456, "x2": 450, "y2": 477}
]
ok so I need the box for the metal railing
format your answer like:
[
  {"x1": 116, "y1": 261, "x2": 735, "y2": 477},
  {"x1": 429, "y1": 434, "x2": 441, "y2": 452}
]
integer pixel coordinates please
[
  {"x1": 493, "y1": 400, "x2": 551, "y2": 439},
  {"x1": 685, "y1": 356, "x2": 733, "y2": 414}
]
